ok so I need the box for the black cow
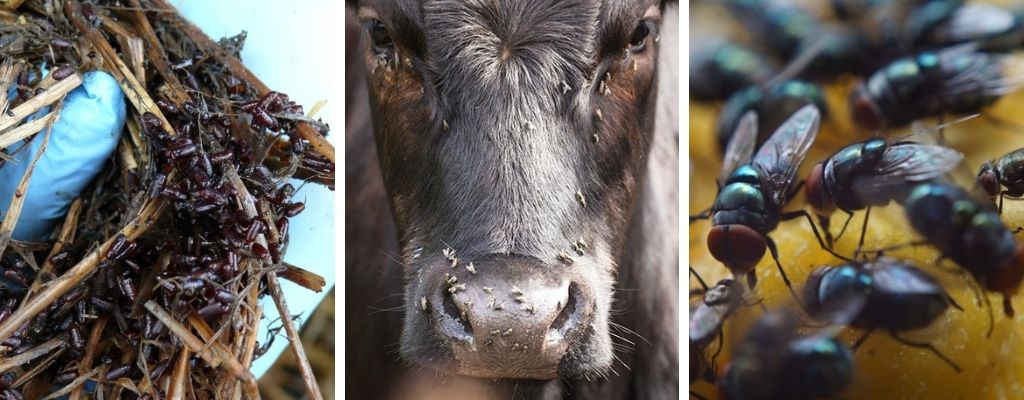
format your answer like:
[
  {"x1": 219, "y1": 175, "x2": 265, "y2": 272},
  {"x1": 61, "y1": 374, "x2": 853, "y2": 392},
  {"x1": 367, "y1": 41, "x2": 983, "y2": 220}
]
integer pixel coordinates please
[{"x1": 346, "y1": 1, "x2": 678, "y2": 398}]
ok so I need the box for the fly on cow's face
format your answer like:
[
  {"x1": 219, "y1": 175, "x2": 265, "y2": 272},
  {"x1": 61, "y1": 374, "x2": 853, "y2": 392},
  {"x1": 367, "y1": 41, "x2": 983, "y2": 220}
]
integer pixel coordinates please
[{"x1": 355, "y1": 0, "x2": 669, "y2": 384}]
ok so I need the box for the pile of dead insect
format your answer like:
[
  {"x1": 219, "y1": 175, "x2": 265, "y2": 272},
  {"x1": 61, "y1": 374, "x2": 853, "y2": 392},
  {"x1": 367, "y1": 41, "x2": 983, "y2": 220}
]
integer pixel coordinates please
[
  {"x1": 0, "y1": 0, "x2": 334, "y2": 399},
  {"x1": 692, "y1": 0, "x2": 1024, "y2": 399}
]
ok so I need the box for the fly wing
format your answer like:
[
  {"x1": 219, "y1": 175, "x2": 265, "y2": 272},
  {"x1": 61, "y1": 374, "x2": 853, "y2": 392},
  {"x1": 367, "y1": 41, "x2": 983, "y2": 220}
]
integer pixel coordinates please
[
  {"x1": 933, "y1": 46, "x2": 1024, "y2": 102},
  {"x1": 752, "y1": 104, "x2": 821, "y2": 207},
  {"x1": 928, "y1": 3, "x2": 1017, "y2": 45},
  {"x1": 719, "y1": 111, "x2": 759, "y2": 184},
  {"x1": 867, "y1": 258, "x2": 947, "y2": 298},
  {"x1": 850, "y1": 142, "x2": 963, "y2": 204}
]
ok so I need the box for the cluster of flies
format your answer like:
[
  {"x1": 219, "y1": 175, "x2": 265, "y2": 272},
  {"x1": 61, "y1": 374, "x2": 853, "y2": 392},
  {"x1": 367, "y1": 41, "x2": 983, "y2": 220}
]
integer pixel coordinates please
[
  {"x1": 0, "y1": 27, "x2": 330, "y2": 400},
  {"x1": 690, "y1": 0, "x2": 1024, "y2": 399}
]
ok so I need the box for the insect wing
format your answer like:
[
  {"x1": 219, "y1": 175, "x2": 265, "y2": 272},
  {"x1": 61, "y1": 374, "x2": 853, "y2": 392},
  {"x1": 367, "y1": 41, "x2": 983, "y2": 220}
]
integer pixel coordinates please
[
  {"x1": 752, "y1": 104, "x2": 821, "y2": 206},
  {"x1": 928, "y1": 3, "x2": 1017, "y2": 45},
  {"x1": 933, "y1": 46, "x2": 1021, "y2": 102},
  {"x1": 850, "y1": 142, "x2": 963, "y2": 203},
  {"x1": 720, "y1": 111, "x2": 759, "y2": 184},
  {"x1": 867, "y1": 259, "x2": 947, "y2": 299}
]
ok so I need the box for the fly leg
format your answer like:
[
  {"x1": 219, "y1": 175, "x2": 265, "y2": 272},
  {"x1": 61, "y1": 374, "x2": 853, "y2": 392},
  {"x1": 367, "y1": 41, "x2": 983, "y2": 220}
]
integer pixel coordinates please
[
  {"x1": 830, "y1": 210, "x2": 856, "y2": 246},
  {"x1": 852, "y1": 240, "x2": 930, "y2": 259},
  {"x1": 818, "y1": 213, "x2": 834, "y2": 248},
  {"x1": 710, "y1": 331, "x2": 725, "y2": 372},
  {"x1": 689, "y1": 207, "x2": 711, "y2": 224},
  {"x1": 689, "y1": 266, "x2": 710, "y2": 292},
  {"x1": 855, "y1": 207, "x2": 872, "y2": 254},
  {"x1": 766, "y1": 236, "x2": 806, "y2": 310},
  {"x1": 781, "y1": 209, "x2": 851, "y2": 262},
  {"x1": 947, "y1": 294, "x2": 965, "y2": 312},
  {"x1": 851, "y1": 328, "x2": 875, "y2": 352},
  {"x1": 890, "y1": 331, "x2": 962, "y2": 373}
]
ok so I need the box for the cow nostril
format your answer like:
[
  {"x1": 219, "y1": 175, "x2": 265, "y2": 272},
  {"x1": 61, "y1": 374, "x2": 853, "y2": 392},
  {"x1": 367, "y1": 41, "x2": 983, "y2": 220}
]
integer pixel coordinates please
[
  {"x1": 438, "y1": 292, "x2": 474, "y2": 342},
  {"x1": 547, "y1": 283, "x2": 583, "y2": 344}
]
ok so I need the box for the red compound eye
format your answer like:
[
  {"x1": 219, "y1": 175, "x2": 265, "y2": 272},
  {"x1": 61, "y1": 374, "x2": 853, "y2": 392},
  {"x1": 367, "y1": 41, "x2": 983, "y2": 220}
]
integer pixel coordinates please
[
  {"x1": 988, "y1": 244, "x2": 1024, "y2": 295},
  {"x1": 850, "y1": 87, "x2": 883, "y2": 131},
  {"x1": 805, "y1": 163, "x2": 836, "y2": 217},
  {"x1": 707, "y1": 224, "x2": 767, "y2": 275},
  {"x1": 978, "y1": 170, "x2": 1000, "y2": 198}
]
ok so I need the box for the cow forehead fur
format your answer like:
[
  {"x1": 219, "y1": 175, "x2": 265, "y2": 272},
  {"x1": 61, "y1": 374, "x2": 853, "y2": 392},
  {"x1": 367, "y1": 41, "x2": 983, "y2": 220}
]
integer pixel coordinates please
[{"x1": 362, "y1": 0, "x2": 658, "y2": 261}]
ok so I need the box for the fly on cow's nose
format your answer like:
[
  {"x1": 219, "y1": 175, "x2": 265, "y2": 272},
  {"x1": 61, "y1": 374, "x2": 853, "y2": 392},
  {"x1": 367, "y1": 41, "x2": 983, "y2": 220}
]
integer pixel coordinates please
[{"x1": 349, "y1": 1, "x2": 678, "y2": 398}]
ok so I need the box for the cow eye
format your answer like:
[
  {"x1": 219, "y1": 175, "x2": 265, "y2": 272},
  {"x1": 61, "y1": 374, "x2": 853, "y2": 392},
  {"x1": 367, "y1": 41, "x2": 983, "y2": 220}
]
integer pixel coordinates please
[
  {"x1": 628, "y1": 20, "x2": 657, "y2": 53},
  {"x1": 364, "y1": 19, "x2": 393, "y2": 54}
]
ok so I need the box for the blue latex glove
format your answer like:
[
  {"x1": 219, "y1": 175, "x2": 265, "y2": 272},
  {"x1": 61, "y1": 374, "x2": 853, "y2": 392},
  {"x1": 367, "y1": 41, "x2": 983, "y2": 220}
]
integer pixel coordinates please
[{"x1": 0, "y1": 71, "x2": 125, "y2": 241}]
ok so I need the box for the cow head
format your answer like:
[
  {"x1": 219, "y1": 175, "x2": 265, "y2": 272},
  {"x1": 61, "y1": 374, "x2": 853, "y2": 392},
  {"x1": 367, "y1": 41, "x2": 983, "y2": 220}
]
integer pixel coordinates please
[{"x1": 353, "y1": 0, "x2": 665, "y2": 380}]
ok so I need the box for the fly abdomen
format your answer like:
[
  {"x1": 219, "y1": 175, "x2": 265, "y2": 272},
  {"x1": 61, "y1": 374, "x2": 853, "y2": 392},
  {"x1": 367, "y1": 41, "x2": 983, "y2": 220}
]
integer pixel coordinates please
[{"x1": 852, "y1": 48, "x2": 1013, "y2": 130}]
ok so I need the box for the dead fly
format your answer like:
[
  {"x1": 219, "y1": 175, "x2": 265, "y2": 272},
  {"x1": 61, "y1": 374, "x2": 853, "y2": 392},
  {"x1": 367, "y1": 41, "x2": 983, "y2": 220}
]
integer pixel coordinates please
[{"x1": 689, "y1": 267, "x2": 750, "y2": 386}]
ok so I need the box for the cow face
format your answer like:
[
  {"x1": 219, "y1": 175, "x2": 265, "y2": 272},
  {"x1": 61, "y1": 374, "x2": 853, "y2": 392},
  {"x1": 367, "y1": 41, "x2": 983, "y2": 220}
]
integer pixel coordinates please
[{"x1": 354, "y1": 0, "x2": 663, "y2": 380}]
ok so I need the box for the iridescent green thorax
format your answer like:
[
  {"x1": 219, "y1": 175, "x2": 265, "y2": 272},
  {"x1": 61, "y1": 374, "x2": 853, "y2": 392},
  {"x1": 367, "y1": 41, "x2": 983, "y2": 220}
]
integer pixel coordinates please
[
  {"x1": 862, "y1": 49, "x2": 1004, "y2": 127},
  {"x1": 712, "y1": 165, "x2": 771, "y2": 232},
  {"x1": 822, "y1": 139, "x2": 887, "y2": 211}
]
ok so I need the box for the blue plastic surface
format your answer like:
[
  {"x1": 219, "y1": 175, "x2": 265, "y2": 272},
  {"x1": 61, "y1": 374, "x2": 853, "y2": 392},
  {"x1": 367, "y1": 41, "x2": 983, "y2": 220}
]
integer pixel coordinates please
[{"x1": 0, "y1": 71, "x2": 125, "y2": 241}]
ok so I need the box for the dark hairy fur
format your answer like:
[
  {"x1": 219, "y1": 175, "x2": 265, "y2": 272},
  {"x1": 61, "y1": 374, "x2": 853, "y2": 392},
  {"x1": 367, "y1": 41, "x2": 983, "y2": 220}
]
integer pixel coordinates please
[{"x1": 346, "y1": 1, "x2": 678, "y2": 398}]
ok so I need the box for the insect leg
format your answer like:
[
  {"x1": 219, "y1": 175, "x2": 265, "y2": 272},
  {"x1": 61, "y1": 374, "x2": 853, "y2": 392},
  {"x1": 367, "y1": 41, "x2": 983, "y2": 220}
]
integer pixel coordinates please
[
  {"x1": 765, "y1": 236, "x2": 806, "y2": 309},
  {"x1": 689, "y1": 208, "x2": 711, "y2": 224},
  {"x1": 1003, "y1": 294, "x2": 1015, "y2": 318},
  {"x1": 745, "y1": 272, "x2": 758, "y2": 291},
  {"x1": 689, "y1": 266, "x2": 710, "y2": 292},
  {"x1": 851, "y1": 328, "x2": 875, "y2": 352},
  {"x1": 852, "y1": 240, "x2": 930, "y2": 259},
  {"x1": 971, "y1": 278, "x2": 995, "y2": 338},
  {"x1": 818, "y1": 215, "x2": 834, "y2": 248},
  {"x1": 947, "y1": 294, "x2": 965, "y2": 312},
  {"x1": 831, "y1": 210, "x2": 855, "y2": 246},
  {"x1": 710, "y1": 330, "x2": 725, "y2": 371},
  {"x1": 889, "y1": 331, "x2": 962, "y2": 373},
  {"x1": 780, "y1": 209, "x2": 851, "y2": 262},
  {"x1": 855, "y1": 207, "x2": 872, "y2": 254}
]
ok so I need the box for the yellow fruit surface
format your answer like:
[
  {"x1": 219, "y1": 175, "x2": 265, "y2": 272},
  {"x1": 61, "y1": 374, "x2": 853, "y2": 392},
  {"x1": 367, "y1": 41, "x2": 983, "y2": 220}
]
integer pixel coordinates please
[{"x1": 690, "y1": 76, "x2": 1024, "y2": 399}]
